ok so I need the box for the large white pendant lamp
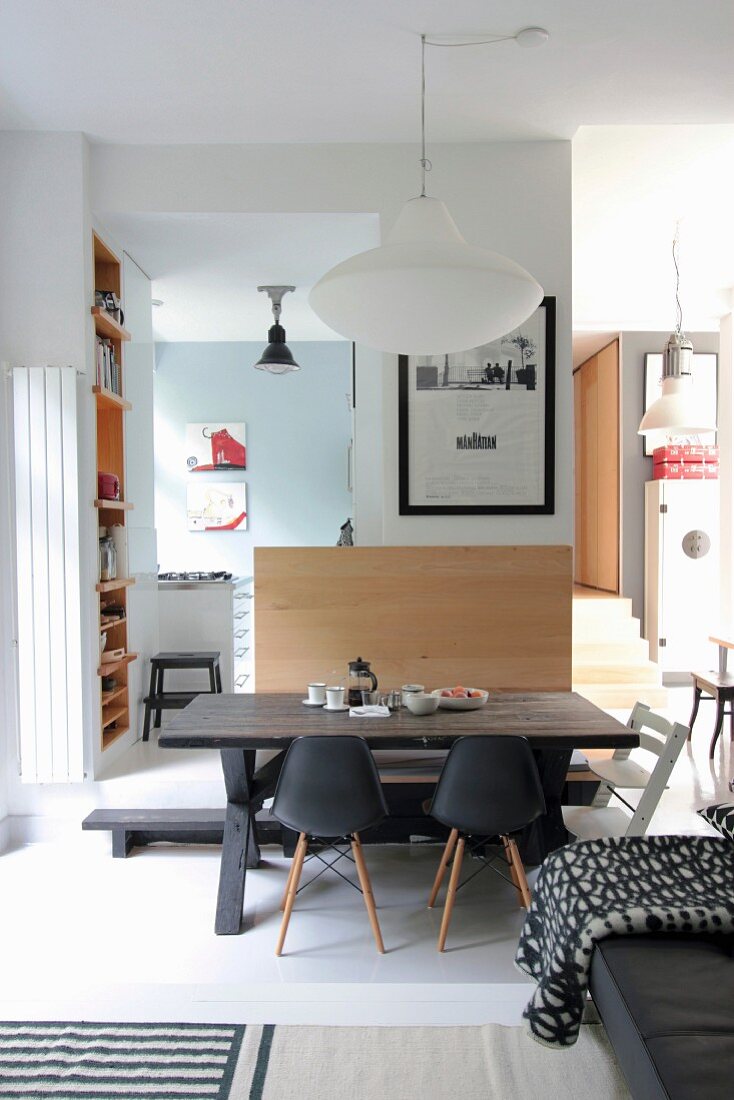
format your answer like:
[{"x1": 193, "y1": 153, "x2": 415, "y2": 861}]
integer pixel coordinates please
[
  {"x1": 638, "y1": 234, "x2": 716, "y2": 438},
  {"x1": 309, "y1": 31, "x2": 547, "y2": 356}
]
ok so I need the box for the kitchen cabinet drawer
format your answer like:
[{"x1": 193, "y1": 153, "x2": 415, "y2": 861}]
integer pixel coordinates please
[{"x1": 158, "y1": 575, "x2": 254, "y2": 694}]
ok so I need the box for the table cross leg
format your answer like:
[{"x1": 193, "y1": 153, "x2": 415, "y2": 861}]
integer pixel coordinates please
[{"x1": 215, "y1": 748, "x2": 260, "y2": 935}]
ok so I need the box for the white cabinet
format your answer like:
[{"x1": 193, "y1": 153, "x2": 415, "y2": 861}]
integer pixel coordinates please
[
  {"x1": 157, "y1": 577, "x2": 254, "y2": 695},
  {"x1": 644, "y1": 480, "x2": 719, "y2": 672}
]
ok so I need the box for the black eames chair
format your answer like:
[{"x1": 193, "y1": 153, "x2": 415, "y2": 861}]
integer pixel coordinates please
[
  {"x1": 271, "y1": 735, "x2": 389, "y2": 956},
  {"x1": 427, "y1": 736, "x2": 545, "y2": 951}
]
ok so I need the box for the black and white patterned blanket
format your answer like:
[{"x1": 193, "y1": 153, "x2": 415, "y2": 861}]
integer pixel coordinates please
[{"x1": 515, "y1": 835, "x2": 734, "y2": 1048}]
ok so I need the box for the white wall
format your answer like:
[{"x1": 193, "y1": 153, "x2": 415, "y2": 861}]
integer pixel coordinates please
[
  {"x1": 719, "y1": 305, "x2": 734, "y2": 621},
  {"x1": 619, "y1": 330, "x2": 721, "y2": 621},
  {"x1": 0, "y1": 132, "x2": 101, "y2": 828},
  {"x1": 92, "y1": 140, "x2": 573, "y2": 547},
  {"x1": 154, "y1": 341, "x2": 353, "y2": 574}
]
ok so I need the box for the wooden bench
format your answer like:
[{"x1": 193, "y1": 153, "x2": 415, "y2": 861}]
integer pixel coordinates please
[{"x1": 82, "y1": 808, "x2": 280, "y2": 858}]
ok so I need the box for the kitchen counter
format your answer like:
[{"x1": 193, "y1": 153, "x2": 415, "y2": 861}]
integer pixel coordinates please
[{"x1": 157, "y1": 575, "x2": 252, "y2": 591}]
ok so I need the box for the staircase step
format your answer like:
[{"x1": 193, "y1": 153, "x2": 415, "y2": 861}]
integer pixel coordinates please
[
  {"x1": 573, "y1": 660, "x2": 662, "y2": 685},
  {"x1": 572, "y1": 587, "x2": 665, "y2": 705},
  {"x1": 573, "y1": 619, "x2": 646, "y2": 643},
  {"x1": 572, "y1": 639, "x2": 651, "y2": 664},
  {"x1": 574, "y1": 683, "x2": 669, "y2": 709},
  {"x1": 572, "y1": 594, "x2": 634, "y2": 619}
]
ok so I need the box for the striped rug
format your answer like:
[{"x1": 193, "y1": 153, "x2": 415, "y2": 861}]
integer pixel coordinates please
[
  {"x1": 232, "y1": 1020, "x2": 629, "y2": 1099},
  {"x1": 0, "y1": 1019, "x2": 628, "y2": 1099},
  {"x1": 0, "y1": 1022, "x2": 244, "y2": 1099}
]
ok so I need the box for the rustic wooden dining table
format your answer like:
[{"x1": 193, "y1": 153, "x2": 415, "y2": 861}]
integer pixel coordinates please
[{"x1": 159, "y1": 691, "x2": 637, "y2": 934}]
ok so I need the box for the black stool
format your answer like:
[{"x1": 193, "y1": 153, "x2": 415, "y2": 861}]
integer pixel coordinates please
[
  {"x1": 689, "y1": 671, "x2": 734, "y2": 759},
  {"x1": 272, "y1": 735, "x2": 388, "y2": 956},
  {"x1": 142, "y1": 651, "x2": 222, "y2": 741},
  {"x1": 427, "y1": 736, "x2": 545, "y2": 951}
]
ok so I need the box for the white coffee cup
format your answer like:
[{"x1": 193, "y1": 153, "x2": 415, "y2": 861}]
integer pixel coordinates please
[
  {"x1": 308, "y1": 682, "x2": 327, "y2": 704},
  {"x1": 326, "y1": 685, "x2": 345, "y2": 708},
  {"x1": 402, "y1": 683, "x2": 425, "y2": 707}
]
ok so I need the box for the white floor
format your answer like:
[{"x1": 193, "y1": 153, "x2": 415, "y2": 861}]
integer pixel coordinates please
[{"x1": 0, "y1": 686, "x2": 731, "y2": 1026}]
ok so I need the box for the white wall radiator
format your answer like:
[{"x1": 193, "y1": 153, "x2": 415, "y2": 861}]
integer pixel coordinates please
[{"x1": 12, "y1": 366, "x2": 84, "y2": 782}]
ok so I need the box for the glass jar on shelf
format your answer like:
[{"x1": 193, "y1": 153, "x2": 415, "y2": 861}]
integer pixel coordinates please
[{"x1": 99, "y1": 527, "x2": 117, "y2": 583}]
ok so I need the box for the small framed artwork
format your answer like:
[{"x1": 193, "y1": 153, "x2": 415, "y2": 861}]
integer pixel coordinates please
[
  {"x1": 186, "y1": 422, "x2": 247, "y2": 471},
  {"x1": 642, "y1": 354, "x2": 718, "y2": 456},
  {"x1": 186, "y1": 483, "x2": 247, "y2": 531},
  {"x1": 398, "y1": 297, "x2": 556, "y2": 515}
]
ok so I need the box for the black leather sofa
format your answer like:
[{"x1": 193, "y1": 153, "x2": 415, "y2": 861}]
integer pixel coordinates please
[{"x1": 589, "y1": 932, "x2": 734, "y2": 1099}]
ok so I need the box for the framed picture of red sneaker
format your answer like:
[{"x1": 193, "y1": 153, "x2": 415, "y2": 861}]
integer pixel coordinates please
[
  {"x1": 186, "y1": 422, "x2": 247, "y2": 471},
  {"x1": 398, "y1": 297, "x2": 556, "y2": 515}
]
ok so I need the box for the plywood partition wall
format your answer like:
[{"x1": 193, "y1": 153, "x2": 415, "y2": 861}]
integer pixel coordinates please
[{"x1": 255, "y1": 546, "x2": 572, "y2": 693}]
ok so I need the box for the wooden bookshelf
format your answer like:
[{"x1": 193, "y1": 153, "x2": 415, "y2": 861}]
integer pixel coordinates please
[
  {"x1": 96, "y1": 577, "x2": 135, "y2": 593},
  {"x1": 101, "y1": 684, "x2": 128, "y2": 706},
  {"x1": 93, "y1": 386, "x2": 132, "y2": 412},
  {"x1": 97, "y1": 653, "x2": 138, "y2": 677},
  {"x1": 91, "y1": 306, "x2": 131, "y2": 342},
  {"x1": 102, "y1": 722, "x2": 130, "y2": 751},
  {"x1": 94, "y1": 499, "x2": 134, "y2": 511},
  {"x1": 101, "y1": 614, "x2": 127, "y2": 630},
  {"x1": 93, "y1": 230, "x2": 135, "y2": 752}
]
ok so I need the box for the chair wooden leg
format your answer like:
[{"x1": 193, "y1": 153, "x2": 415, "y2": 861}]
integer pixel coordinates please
[
  {"x1": 437, "y1": 835, "x2": 465, "y2": 952},
  {"x1": 351, "y1": 834, "x2": 385, "y2": 954},
  {"x1": 279, "y1": 851, "x2": 299, "y2": 912},
  {"x1": 275, "y1": 833, "x2": 307, "y2": 956},
  {"x1": 427, "y1": 828, "x2": 458, "y2": 908},
  {"x1": 507, "y1": 838, "x2": 532, "y2": 909},
  {"x1": 501, "y1": 834, "x2": 524, "y2": 904}
]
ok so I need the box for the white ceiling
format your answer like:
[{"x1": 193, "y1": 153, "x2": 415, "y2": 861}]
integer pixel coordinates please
[
  {"x1": 1, "y1": 1, "x2": 733, "y2": 144},
  {"x1": 103, "y1": 212, "x2": 379, "y2": 342}
]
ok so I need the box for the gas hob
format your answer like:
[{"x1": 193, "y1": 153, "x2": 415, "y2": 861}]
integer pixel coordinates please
[{"x1": 158, "y1": 571, "x2": 233, "y2": 583}]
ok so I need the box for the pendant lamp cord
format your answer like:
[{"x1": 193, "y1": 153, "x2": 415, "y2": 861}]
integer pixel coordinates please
[
  {"x1": 419, "y1": 33, "x2": 519, "y2": 198},
  {"x1": 420, "y1": 34, "x2": 430, "y2": 196},
  {"x1": 673, "y1": 222, "x2": 683, "y2": 335}
]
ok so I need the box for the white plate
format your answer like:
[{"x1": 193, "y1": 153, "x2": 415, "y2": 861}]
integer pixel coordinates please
[
  {"x1": 323, "y1": 703, "x2": 349, "y2": 712},
  {"x1": 432, "y1": 688, "x2": 489, "y2": 711},
  {"x1": 302, "y1": 699, "x2": 326, "y2": 707}
]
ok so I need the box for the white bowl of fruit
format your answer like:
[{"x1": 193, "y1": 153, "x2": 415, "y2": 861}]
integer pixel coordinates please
[{"x1": 432, "y1": 685, "x2": 489, "y2": 710}]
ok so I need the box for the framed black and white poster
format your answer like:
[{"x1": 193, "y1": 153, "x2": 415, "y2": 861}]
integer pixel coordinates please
[
  {"x1": 398, "y1": 297, "x2": 555, "y2": 515},
  {"x1": 642, "y1": 352, "x2": 718, "y2": 456}
]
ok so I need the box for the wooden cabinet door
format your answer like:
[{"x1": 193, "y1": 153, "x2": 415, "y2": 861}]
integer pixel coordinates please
[
  {"x1": 574, "y1": 341, "x2": 619, "y2": 592},
  {"x1": 596, "y1": 341, "x2": 619, "y2": 592},
  {"x1": 574, "y1": 354, "x2": 599, "y2": 586}
]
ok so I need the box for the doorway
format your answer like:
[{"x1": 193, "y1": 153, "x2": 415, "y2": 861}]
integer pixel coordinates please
[{"x1": 573, "y1": 339, "x2": 620, "y2": 592}]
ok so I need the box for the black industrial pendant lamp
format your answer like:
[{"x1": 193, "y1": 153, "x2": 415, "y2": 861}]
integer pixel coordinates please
[{"x1": 253, "y1": 285, "x2": 301, "y2": 374}]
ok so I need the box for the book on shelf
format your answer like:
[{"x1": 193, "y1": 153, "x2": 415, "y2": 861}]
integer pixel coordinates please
[{"x1": 95, "y1": 336, "x2": 120, "y2": 395}]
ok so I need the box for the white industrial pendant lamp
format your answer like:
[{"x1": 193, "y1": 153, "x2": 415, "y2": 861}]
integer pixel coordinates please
[
  {"x1": 253, "y1": 285, "x2": 301, "y2": 375},
  {"x1": 309, "y1": 30, "x2": 547, "y2": 356},
  {"x1": 638, "y1": 232, "x2": 716, "y2": 438}
]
